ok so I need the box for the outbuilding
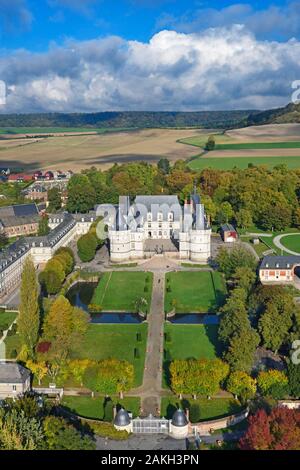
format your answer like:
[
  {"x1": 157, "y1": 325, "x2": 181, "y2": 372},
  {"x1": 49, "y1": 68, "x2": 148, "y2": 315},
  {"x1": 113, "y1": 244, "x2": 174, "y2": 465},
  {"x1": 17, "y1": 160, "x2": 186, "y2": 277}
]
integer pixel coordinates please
[
  {"x1": 220, "y1": 224, "x2": 238, "y2": 243},
  {"x1": 0, "y1": 362, "x2": 31, "y2": 399},
  {"x1": 259, "y1": 255, "x2": 300, "y2": 284}
]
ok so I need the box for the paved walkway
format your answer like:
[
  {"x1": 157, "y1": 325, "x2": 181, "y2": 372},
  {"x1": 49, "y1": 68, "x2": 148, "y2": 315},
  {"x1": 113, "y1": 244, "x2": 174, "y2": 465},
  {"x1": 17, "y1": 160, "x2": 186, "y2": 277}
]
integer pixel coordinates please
[
  {"x1": 129, "y1": 271, "x2": 166, "y2": 416},
  {"x1": 273, "y1": 233, "x2": 300, "y2": 256}
]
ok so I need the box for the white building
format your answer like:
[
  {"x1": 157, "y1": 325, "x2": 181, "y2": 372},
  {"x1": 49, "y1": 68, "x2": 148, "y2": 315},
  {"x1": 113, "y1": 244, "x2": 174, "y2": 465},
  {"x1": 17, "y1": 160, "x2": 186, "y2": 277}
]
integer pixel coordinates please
[
  {"x1": 108, "y1": 193, "x2": 211, "y2": 263},
  {"x1": 0, "y1": 212, "x2": 94, "y2": 300}
]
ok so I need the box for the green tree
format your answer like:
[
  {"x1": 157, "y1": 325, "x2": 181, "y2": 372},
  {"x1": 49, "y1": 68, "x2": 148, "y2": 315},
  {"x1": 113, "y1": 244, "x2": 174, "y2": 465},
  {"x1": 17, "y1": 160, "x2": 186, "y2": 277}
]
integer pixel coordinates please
[
  {"x1": 77, "y1": 233, "x2": 98, "y2": 262},
  {"x1": 43, "y1": 416, "x2": 95, "y2": 450},
  {"x1": 205, "y1": 135, "x2": 216, "y2": 151},
  {"x1": 225, "y1": 328, "x2": 260, "y2": 373},
  {"x1": 67, "y1": 174, "x2": 96, "y2": 213},
  {"x1": 38, "y1": 215, "x2": 50, "y2": 236},
  {"x1": 157, "y1": 158, "x2": 171, "y2": 175},
  {"x1": 236, "y1": 208, "x2": 253, "y2": 229},
  {"x1": 226, "y1": 371, "x2": 256, "y2": 401},
  {"x1": 0, "y1": 232, "x2": 8, "y2": 249},
  {"x1": 257, "y1": 370, "x2": 289, "y2": 399},
  {"x1": 217, "y1": 246, "x2": 257, "y2": 279},
  {"x1": 259, "y1": 302, "x2": 293, "y2": 353},
  {"x1": 287, "y1": 363, "x2": 300, "y2": 398},
  {"x1": 18, "y1": 257, "x2": 40, "y2": 358},
  {"x1": 47, "y1": 187, "x2": 61, "y2": 212}
]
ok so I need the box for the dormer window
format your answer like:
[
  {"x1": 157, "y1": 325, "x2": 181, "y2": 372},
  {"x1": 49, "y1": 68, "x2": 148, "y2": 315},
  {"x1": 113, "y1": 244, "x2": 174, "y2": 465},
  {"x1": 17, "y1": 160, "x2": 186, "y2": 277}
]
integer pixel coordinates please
[
  {"x1": 147, "y1": 213, "x2": 152, "y2": 221},
  {"x1": 266, "y1": 263, "x2": 269, "y2": 268},
  {"x1": 157, "y1": 212, "x2": 163, "y2": 222},
  {"x1": 168, "y1": 212, "x2": 174, "y2": 222}
]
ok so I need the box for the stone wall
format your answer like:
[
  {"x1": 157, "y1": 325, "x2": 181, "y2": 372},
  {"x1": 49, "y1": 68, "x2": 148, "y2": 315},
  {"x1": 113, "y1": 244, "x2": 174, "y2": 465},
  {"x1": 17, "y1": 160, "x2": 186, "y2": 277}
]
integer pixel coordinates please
[{"x1": 191, "y1": 408, "x2": 249, "y2": 435}]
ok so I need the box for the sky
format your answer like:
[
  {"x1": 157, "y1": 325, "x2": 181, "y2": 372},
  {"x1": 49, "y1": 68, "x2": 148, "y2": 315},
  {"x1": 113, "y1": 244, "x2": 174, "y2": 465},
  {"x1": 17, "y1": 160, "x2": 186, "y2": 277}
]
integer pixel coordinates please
[{"x1": 0, "y1": 0, "x2": 300, "y2": 113}]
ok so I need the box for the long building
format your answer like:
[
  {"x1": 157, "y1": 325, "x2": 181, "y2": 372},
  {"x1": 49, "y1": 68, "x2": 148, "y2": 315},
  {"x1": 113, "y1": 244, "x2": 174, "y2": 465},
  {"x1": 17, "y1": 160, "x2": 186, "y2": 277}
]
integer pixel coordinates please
[
  {"x1": 0, "y1": 212, "x2": 95, "y2": 301},
  {"x1": 259, "y1": 255, "x2": 300, "y2": 284}
]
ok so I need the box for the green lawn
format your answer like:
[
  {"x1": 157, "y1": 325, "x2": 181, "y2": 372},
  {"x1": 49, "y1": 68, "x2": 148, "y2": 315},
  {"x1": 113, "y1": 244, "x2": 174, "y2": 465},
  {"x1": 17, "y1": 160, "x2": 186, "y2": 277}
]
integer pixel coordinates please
[
  {"x1": 188, "y1": 156, "x2": 300, "y2": 171},
  {"x1": 62, "y1": 396, "x2": 140, "y2": 420},
  {"x1": 0, "y1": 311, "x2": 17, "y2": 332},
  {"x1": 91, "y1": 271, "x2": 153, "y2": 313},
  {"x1": 4, "y1": 333, "x2": 22, "y2": 359},
  {"x1": 165, "y1": 271, "x2": 226, "y2": 313},
  {"x1": 71, "y1": 324, "x2": 148, "y2": 387},
  {"x1": 161, "y1": 397, "x2": 242, "y2": 422},
  {"x1": 163, "y1": 323, "x2": 221, "y2": 388},
  {"x1": 278, "y1": 234, "x2": 300, "y2": 254}
]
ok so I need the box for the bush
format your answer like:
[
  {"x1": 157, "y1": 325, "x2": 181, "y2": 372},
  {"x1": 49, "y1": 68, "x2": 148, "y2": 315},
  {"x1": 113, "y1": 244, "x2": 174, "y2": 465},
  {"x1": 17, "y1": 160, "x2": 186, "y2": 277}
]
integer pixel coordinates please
[
  {"x1": 77, "y1": 233, "x2": 98, "y2": 262},
  {"x1": 86, "y1": 421, "x2": 129, "y2": 440},
  {"x1": 136, "y1": 332, "x2": 142, "y2": 342},
  {"x1": 144, "y1": 285, "x2": 149, "y2": 293},
  {"x1": 88, "y1": 304, "x2": 103, "y2": 313},
  {"x1": 10, "y1": 349, "x2": 18, "y2": 359},
  {"x1": 165, "y1": 332, "x2": 172, "y2": 343},
  {"x1": 189, "y1": 404, "x2": 201, "y2": 423},
  {"x1": 167, "y1": 286, "x2": 172, "y2": 293},
  {"x1": 103, "y1": 399, "x2": 114, "y2": 423},
  {"x1": 134, "y1": 348, "x2": 140, "y2": 359}
]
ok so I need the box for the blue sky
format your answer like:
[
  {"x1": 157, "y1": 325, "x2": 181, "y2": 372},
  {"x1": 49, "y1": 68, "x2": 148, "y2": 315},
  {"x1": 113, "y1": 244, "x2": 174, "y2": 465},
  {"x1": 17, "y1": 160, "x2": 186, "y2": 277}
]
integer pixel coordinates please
[{"x1": 0, "y1": 0, "x2": 300, "y2": 112}]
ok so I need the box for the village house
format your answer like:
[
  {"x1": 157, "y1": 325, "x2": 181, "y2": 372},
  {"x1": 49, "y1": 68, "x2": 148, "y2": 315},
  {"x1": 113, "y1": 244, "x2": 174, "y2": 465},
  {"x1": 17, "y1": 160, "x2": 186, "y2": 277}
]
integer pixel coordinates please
[{"x1": 0, "y1": 362, "x2": 31, "y2": 399}]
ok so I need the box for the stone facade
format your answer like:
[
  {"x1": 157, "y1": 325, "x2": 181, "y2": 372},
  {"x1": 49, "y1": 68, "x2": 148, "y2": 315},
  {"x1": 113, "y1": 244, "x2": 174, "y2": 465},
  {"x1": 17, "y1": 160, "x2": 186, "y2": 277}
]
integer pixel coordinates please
[
  {"x1": 108, "y1": 194, "x2": 211, "y2": 263},
  {"x1": 0, "y1": 362, "x2": 31, "y2": 399},
  {"x1": 0, "y1": 212, "x2": 94, "y2": 300},
  {"x1": 259, "y1": 255, "x2": 300, "y2": 284}
]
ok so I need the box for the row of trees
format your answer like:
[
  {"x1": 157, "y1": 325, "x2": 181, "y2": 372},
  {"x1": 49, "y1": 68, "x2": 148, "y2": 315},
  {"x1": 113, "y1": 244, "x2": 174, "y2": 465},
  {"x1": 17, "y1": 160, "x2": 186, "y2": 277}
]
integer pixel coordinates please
[
  {"x1": 77, "y1": 219, "x2": 104, "y2": 263},
  {"x1": 39, "y1": 247, "x2": 75, "y2": 295},
  {"x1": 65, "y1": 161, "x2": 300, "y2": 232}
]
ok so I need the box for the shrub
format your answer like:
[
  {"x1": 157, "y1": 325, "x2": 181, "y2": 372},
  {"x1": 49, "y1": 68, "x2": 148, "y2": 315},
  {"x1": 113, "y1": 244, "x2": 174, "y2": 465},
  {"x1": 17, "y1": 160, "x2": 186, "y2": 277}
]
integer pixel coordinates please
[
  {"x1": 136, "y1": 332, "x2": 142, "y2": 342},
  {"x1": 86, "y1": 421, "x2": 129, "y2": 440},
  {"x1": 134, "y1": 348, "x2": 140, "y2": 359},
  {"x1": 189, "y1": 404, "x2": 201, "y2": 423},
  {"x1": 77, "y1": 233, "x2": 98, "y2": 262},
  {"x1": 165, "y1": 332, "x2": 172, "y2": 343},
  {"x1": 167, "y1": 286, "x2": 172, "y2": 293},
  {"x1": 103, "y1": 399, "x2": 114, "y2": 423},
  {"x1": 144, "y1": 285, "x2": 149, "y2": 293}
]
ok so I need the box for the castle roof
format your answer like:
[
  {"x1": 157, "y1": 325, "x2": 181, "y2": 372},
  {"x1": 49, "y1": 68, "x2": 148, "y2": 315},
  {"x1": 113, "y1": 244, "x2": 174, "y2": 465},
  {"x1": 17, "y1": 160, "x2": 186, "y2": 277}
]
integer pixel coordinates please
[
  {"x1": 171, "y1": 409, "x2": 188, "y2": 427},
  {"x1": 114, "y1": 408, "x2": 131, "y2": 426}
]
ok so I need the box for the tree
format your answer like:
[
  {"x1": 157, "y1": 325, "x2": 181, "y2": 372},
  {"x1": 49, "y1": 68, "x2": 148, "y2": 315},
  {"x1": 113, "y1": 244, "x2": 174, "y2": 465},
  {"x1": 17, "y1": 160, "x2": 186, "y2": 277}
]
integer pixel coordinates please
[
  {"x1": 43, "y1": 296, "x2": 88, "y2": 361},
  {"x1": 67, "y1": 175, "x2": 96, "y2": 213},
  {"x1": 26, "y1": 360, "x2": 47, "y2": 386},
  {"x1": 225, "y1": 328, "x2": 260, "y2": 373},
  {"x1": 18, "y1": 256, "x2": 40, "y2": 358},
  {"x1": 77, "y1": 233, "x2": 98, "y2": 262},
  {"x1": 217, "y1": 246, "x2": 257, "y2": 279},
  {"x1": 226, "y1": 371, "x2": 256, "y2": 401},
  {"x1": 83, "y1": 359, "x2": 133, "y2": 396},
  {"x1": 260, "y1": 201, "x2": 292, "y2": 231},
  {"x1": 43, "y1": 416, "x2": 95, "y2": 450},
  {"x1": 205, "y1": 135, "x2": 216, "y2": 151},
  {"x1": 38, "y1": 215, "x2": 50, "y2": 236},
  {"x1": 216, "y1": 201, "x2": 234, "y2": 224},
  {"x1": 232, "y1": 267, "x2": 256, "y2": 293},
  {"x1": 257, "y1": 370, "x2": 289, "y2": 399},
  {"x1": 259, "y1": 302, "x2": 293, "y2": 353},
  {"x1": 0, "y1": 232, "x2": 8, "y2": 249},
  {"x1": 287, "y1": 362, "x2": 300, "y2": 398},
  {"x1": 55, "y1": 247, "x2": 75, "y2": 274},
  {"x1": 39, "y1": 257, "x2": 66, "y2": 295},
  {"x1": 157, "y1": 158, "x2": 170, "y2": 175},
  {"x1": 240, "y1": 407, "x2": 300, "y2": 450},
  {"x1": 236, "y1": 208, "x2": 253, "y2": 229},
  {"x1": 47, "y1": 187, "x2": 62, "y2": 213},
  {"x1": 0, "y1": 408, "x2": 44, "y2": 450}
]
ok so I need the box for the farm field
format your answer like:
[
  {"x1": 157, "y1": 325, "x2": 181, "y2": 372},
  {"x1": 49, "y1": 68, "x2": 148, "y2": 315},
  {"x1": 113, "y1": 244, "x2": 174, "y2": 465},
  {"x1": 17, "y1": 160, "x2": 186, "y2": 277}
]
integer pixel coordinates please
[
  {"x1": 71, "y1": 323, "x2": 148, "y2": 387},
  {"x1": 165, "y1": 271, "x2": 226, "y2": 313},
  {"x1": 0, "y1": 128, "x2": 205, "y2": 171},
  {"x1": 91, "y1": 271, "x2": 153, "y2": 313},
  {"x1": 188, "y1": 156, "x2": 300, "y2": 171}
]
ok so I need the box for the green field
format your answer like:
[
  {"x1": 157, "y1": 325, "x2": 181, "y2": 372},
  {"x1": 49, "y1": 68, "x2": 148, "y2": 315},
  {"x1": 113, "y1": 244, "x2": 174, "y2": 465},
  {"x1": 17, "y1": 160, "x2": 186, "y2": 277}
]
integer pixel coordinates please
[
  {"x1": 161, "y1": 397, "x2": 242, "y2": 421},
  {"x1": 188, "y1": 156, "x2": 300, "y2": 171},
  {"x1": 278, "y1": 234, "x2": 300, "y2": 254},
  {"x1": 62, "y1": 396, "x2": 140, "y2": 420},
  {"x1": 0, "y1": 311, "x2": 17, "y2": 332},
  {"x1": 163, "y1": 323, "x2": 221, "y2": 388},
  {"x1": 71, "y1": 324, "x2": 148, "y2": 387},
  {"x1": 91, "y1": 272, "x2": 153, "y2": 312},
  {"x1": 216, "y1": 141, "x2": 300, "y2": 150},
  {"x1": 165, "y1": 271, "x2": 226, "y2": 313},
  {"x1": 179, "y1": 134, "x2": 231, "y2": 148}
]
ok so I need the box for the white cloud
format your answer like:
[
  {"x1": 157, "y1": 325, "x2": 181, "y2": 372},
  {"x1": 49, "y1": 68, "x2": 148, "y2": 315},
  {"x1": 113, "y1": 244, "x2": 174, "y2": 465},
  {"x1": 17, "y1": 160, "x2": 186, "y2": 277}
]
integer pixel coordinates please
[{"x1": 0, "y1": 27, "x2": 300, "y2": 112}]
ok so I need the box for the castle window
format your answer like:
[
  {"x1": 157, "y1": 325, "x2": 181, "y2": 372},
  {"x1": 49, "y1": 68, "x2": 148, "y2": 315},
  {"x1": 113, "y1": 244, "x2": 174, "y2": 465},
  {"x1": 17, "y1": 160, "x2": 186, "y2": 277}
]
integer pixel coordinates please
[
  {"x1": 157, "y1": 212, "x2": 163, "y2": 222},
  {"x1": 147, "y1": 213, "x2": 152, "y2": 222}
]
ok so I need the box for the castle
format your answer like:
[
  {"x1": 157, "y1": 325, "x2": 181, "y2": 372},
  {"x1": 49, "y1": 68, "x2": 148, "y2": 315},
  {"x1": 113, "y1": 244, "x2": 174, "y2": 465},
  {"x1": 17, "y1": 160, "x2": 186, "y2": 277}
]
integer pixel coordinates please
[{"x1": 108, "y1": 193, "x2": 211, "y2": 263}]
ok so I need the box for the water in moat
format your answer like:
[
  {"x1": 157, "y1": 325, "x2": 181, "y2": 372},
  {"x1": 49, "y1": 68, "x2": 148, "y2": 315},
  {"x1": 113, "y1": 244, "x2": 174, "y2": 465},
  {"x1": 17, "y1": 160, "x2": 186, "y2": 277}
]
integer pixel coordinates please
[
  {"x1": 169, "y1": 314, "x2": 220, "y2": 325},
  {"x1": 66, "y1": 282, "x2": 142, "y2": 324}
]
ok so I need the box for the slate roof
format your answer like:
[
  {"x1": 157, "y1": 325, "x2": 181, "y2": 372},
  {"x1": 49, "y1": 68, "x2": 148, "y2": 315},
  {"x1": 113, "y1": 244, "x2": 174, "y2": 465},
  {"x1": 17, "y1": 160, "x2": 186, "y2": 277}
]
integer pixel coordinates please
[
  {"x1": 0, "y1": 362, "x2": 31, "y2": 384},
  {"x1": 171, "y1": 409, "x2": 188, "y2": 427},
  {"x1": 114, "y1": 408, "x2": 131, "y2": 426},
  {"x1": 221, "y1": 224, "x2": 236, "y2": 232},
  {"x1": 260, "y1": 255, "x2": 300, "y2": 270},
  {"x1": 135, "y1": 196, "x2": 181, "y2": 222},
  {"x1": 0, "y1": 203, "x2": 39, "y2": 218}
]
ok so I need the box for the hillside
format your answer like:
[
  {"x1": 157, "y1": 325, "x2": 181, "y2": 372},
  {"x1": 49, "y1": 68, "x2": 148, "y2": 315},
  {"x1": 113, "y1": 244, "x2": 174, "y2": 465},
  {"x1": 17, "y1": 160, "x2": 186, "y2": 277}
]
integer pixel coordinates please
[
  {"x1": 246, "y1": 103, "x2": 300, "y2": 126},
  {"x1": 0, "y1": 110, "x2": 254, "y2": 131}
]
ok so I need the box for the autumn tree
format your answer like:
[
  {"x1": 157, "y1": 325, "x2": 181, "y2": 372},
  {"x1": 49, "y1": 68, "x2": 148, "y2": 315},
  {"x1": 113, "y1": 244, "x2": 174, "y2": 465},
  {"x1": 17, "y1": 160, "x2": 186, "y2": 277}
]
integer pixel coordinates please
[
  {"x1": 226, "y1": 371, "x2": 256, "y2": 402},
  {"x1": 257, "y1": 370, "x2": 289, "y2": 399},
  {"x1": 18, "y1": 256, "x2": 40, "y2": 358},
  {"x1": 240, "y1": 407, "x2": 300, "y2": 450},
  {"x1": 26, "y1": 360, "x2": 48, "y2": 386}
]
